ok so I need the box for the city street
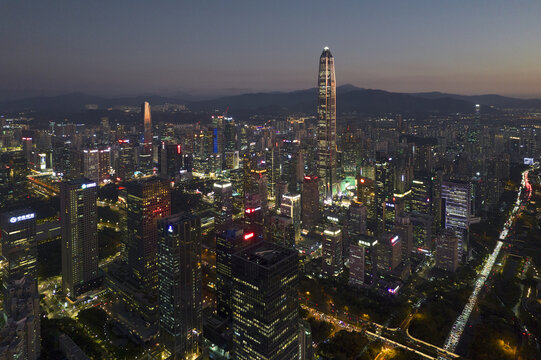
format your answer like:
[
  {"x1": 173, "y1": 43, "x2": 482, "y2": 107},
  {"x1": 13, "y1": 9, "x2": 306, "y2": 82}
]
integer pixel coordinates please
[{"x1": 442, "y1": 168, "x2": 534, "y2": 355}]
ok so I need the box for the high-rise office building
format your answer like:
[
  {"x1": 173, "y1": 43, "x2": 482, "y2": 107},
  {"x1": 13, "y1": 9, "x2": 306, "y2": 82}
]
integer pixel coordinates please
[
  {"x1": 280, "y1": 193, "x2": 301, "y2": 242},
  {"x1": 215, "y1": 227, "x2": 256, "y2": 319},
  {"x1": 357, "y1": 176, "x2": 376, "y2": 230},
  {"x1": 348, "y1": 201, "x2": 367, "y2": 236},
  {"x1": 268, "y1": 214, "x2": 295, "y2": 247},
  {"x1": 224, "y1": 150, "x2": 240, "y2": 170},
  {"x1": 251, "y1": 168, "x2": 268, "y2": 214},
  {"x1": 213, "y1": 181, "x2": 233, "y2": 232},
  {"x1": 211, "y1": 115, "x2": 225, "y2": 155},
  {"x1": 317, "y1": 47, "x2": 337, "y2": 202},
  {"x1": 382, "y1": 201, "x2": 399, "y2": 233},
  {"x1": 411, "y1": 177, "x2": 432, "y2": 215},
  {"x1": 274, "y1": 180, "x2": 288, "y2": 210},
  {"x1": 301, "y1": 175, "x2": 320, "y2": 228},
  {"x1": 298, "y1": 319, "x2": 313, "y2": 360},
  {"x1": 98, "y1": 147, "x2": 111, "y2": 184},
  {"x1": 1, "y1": 211, "x2": 39, "y2": 360},
  {"x1": 116, "y1": 139, "x2": 136, "y2": 181},
  {"x1": 441, "y1": 180, "x2": 471, "y2": 260},
  {"x1": 138, "y1": 148, "x2": 154, "y2": 175},
  {"x1": 2, "y1": 277, "x2": 40, "y2": 360},
  {"x1": 244, "y1": 192, "x2": 264, "y2": 237},
  {"x1": 66, "y1": 148, "x2": 84, "y2": 180},
  {"x1": 322, "y1": 226, "x2": 343, "y2": 276},
  {"x1": 126, "y1": 177, "x2": 171, "y2": 292},
  {"x1": 376, "y1": 233, "x2": 402, "y2": 274},
  {"x1": 394, "y1": 215, "x2": 413, "y2": 264},
  {"x1": 394, "y1": 164, "x2": 413, "y2": 195},
  {"x1": 403, "y1": 136, "x2": 436, "y2": 174},
  {"x1": 0, "y1": 151, "x2": 29, "y2": 208},
  {"x1": 158, "y1": 214, "x2": 203, "y2": 360},
  {"x1": 60, "y1": 179, "x2": 99, "y2": 299},
  {"x1": 287, "y1": 150, "x2": 304, "y2": 192},
  {"x1": 160, "y1": 143, "x2": 183, "y2": 182},
  {"x1": 1, "y1": 209, "x2": 37, "y2": 286},
  {"x1": 223, "y1": 116, "x2": 237, "y2": 152},
  {"x1": 142, "y1": 102, "x2": 152, "y2": 153},
  {"x1": 410, "y1": 212, "x2": 433, "y2": 250},
  {"x1": 348, "y1": 235, "x2": 378, "y2": 287},
  {"x1": 231, "y1": 241, "x2": 299, "y2": 360},
  {"x1": 82, "y1": 149, "x2": 100, "y2": 183},
  {"x1": 341, "y1": 125, "x2": 360, "y2": 177},
  {"x1": 348, "y1": 242, "x2": 366, "y2": 287},
  {"x1": 22, "y1": 136, "x2": 33, "y2": 165},
  {"x1": 375, "y1": 155, "x2": 394, "y2": 234},
  {"x1": 435, "y1": 229, "x2": 459, "y2": 272}
]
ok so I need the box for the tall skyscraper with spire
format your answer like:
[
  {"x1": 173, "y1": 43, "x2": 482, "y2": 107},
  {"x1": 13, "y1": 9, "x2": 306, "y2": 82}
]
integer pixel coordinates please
[
  {"x1": 317, "y1": 47, "x2": 337, "y2": 202},
  {"x1": 142, "y1": 101, "x2": 152, "y2": 153}
]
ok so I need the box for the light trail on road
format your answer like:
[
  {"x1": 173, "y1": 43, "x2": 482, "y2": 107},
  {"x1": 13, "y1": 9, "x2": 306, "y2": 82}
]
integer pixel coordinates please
[
  {"x1": 301, "y1": 304, "x2": 459, "y2": 359},
  {"x1": 442, "y1": 168, "x2": 533, "y2": 355}
]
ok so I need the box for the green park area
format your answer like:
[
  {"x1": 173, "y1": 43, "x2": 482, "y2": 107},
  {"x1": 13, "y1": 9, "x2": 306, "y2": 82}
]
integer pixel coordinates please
[
  {"x1": 299, "y1": 272, "x2": 410, "y2": 327},
  {"x1": 41, "y1": 308, "x2": 144, "y2": 360}
]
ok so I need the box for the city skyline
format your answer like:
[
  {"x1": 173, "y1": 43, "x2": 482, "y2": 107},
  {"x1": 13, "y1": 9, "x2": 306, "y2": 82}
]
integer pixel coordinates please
[
  {"x1": 2, "y1": 1, "x2": 541, "y2": 98},
  {"x1": 1, "y1": 3, "x2": 541, "y2": 359}
]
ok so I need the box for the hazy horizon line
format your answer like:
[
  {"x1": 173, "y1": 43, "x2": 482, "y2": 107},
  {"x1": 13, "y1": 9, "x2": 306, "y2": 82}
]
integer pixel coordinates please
[{"x1": 2, "y1": 85, "x2": 541, "y2": 102}]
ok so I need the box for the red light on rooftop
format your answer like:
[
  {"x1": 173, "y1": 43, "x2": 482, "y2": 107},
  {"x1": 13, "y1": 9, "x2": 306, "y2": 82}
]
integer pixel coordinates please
[
  {"x1": 360, "y1": 178, "x2": 365, "y2": 184},
  {"x1": 244, "y1": 232, "x2": 254, "y2": 240}
]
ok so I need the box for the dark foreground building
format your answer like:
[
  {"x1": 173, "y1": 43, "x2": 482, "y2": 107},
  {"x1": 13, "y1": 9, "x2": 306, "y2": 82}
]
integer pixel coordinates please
[
  {"x1": 158, "y1": 213, "x2": 203, "y2": 359},
  {"x1": 231, "y1": 241, "x2": 299, "y2": 360}
]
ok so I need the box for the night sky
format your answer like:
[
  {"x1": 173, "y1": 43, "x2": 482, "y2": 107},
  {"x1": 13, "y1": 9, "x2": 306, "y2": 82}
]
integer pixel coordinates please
[{"x1": 2, "y1": 1, "x2": 541, "y2": 98}]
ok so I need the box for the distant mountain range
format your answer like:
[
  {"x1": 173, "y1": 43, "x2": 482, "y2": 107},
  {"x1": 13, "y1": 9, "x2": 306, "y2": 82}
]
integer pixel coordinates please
[{"x1": 2, "y1": 85, "x2": 541, "y2": 117}]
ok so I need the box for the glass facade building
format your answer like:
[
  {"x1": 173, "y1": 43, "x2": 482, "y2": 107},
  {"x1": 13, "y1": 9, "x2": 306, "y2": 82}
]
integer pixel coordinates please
[
  {"x1": 231, "y1": 241, "x2": 299, "y2": 360},
  {"x1": 126, "y1": 176, "x2": 171, "y2": 292},
  {"x1": 158, "y1": 213, "x2": 203, "y2": 360},
  {"x1": 60, "y1": 178, "x2": 99, "y2": 299},
  {"x1": 441, "y1": 180, "x2": 471, "y2": 260},
  {"x1": 1, "y1": 209, "x2": 37, "y2": 291},
  {"x1": 317, "y1": 47, "x2": 337, "y2": 202}
]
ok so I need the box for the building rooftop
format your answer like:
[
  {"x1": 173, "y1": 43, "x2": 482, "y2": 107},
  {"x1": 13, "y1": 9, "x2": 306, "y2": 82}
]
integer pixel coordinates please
[
  {"x1": 64, "y1": 177, "x2": 95, "y2": 187},
  {"x1": 235, "y1": 241, "x2": 296, "y2": 268},
  {"x1": 321, "y1": 47, "x2": 333, "y2": 57},
  {"x1": 1, "y1": 208, "x2": 35, "y2": 225},
  {"x1": 214, "y1": 180, "x2": 232, "y2": 188}
]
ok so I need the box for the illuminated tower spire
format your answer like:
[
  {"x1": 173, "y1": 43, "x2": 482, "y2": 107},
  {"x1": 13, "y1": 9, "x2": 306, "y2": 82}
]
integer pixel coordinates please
[
  {"x1": 317, "y1": 47, "x2": 337, "y2": 202},
  {"x1": 142, "y1": 101, "x2": 152, "y2": 152}
]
